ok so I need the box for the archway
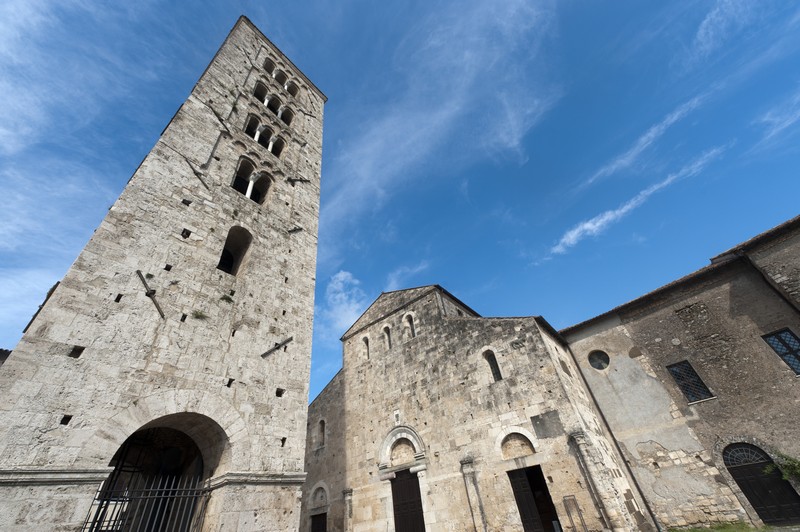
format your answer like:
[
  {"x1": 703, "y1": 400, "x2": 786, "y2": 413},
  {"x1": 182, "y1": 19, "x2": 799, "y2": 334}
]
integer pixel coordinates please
[{"x1": 723, "y1": 443, "x2": 800, "y2": 525}]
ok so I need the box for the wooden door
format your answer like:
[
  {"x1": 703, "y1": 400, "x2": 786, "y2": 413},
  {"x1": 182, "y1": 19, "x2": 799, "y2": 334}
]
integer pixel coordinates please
[
  {"x1": 310, "y1": 512, "x2": 327, "y2": 532},
  {"x1": 391, "y1": 469, "x2": 425, "y2": 532}
]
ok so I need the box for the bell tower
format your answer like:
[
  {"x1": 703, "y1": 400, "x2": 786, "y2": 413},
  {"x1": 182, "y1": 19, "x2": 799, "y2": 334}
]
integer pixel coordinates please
[{"x1": 0, "y1": 16, "x2": 324, "y2": 530}]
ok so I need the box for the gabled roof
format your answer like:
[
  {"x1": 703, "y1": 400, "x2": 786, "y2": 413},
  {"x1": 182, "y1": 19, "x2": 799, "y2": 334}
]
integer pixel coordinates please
[{"x1": 341, "y1": 285, "x2": 480, "y2": 340}]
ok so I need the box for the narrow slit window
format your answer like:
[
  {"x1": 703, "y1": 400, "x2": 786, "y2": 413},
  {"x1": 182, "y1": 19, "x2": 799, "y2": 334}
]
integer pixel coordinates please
[
  {"x1": 217, "y1": 226, "x2": 253, "y2": 276},
  {"x1": 406, "y1": 315, "x2": 416, "y2": 338},
  {"x1": 383, "y1": 326, "x2": 392, "y2": 349},
  {"x1": 666, "y1": 360, "x2": 714, "y2": 403},
  {"x1": 763, "y1": 329, "x2": 800, "y2": 375},
  {"x1": 363, "y1": 337, "x2": 370, "y2": 359},
  {"x1": 318, "y1": 420, "x2": 325, "y2": 447},
  {"x1": 114, "y1": 294, "x2": 123, "y2": 303},
  {"x1": 484, "y1": 350, "x2": 503, "y2": 382}
]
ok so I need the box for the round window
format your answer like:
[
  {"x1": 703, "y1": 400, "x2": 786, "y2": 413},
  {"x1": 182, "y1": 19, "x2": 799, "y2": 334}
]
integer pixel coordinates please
[{"x1": 588, "y1": 350, "x2": 610, "y2": 370}]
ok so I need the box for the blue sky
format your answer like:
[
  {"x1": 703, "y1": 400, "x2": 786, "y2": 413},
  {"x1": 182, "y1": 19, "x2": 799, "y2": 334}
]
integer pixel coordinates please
[{"x1": 1, "y1": 1, "x2": 799, "y2": 401}]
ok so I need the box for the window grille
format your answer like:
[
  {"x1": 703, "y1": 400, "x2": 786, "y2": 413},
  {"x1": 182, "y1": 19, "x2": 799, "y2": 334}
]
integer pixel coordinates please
[
  {"x1": 723, "y1": 443, "x2": 771, "y2": 467},
  {"x1": 666, "y1": 360, "x2": 714, "y2": 403},
  {"x1": 763, "y1": 329, "x2": 800, "y2": 375}
]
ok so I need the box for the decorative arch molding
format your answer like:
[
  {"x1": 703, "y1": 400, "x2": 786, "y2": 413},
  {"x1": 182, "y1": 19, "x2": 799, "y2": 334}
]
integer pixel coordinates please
[
  {"x1": 494, "y1": 426, "x2": 539, "y2": 459},
  {"x1": 378, "y1": 425, "x2": 426, "y2": 471},
  {"x1": 309, "y1": 480, "x2": 330, "y2": 514},
  {"x1": 78, "y1": 389, "x2": 250, "y2": 476}
]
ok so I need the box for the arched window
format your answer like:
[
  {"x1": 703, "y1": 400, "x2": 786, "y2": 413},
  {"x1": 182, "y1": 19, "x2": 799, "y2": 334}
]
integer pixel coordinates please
[
  {"x1": 279, "y1": 108, "x2": 294, "y2": 126},
  {"x1": 231, "y1": 159, "x2": 254, "y2": 196},
  {"x1": 263, "y1": 58, "x2": 275, "y2": 74},
  {"x1": 270, "y1": 137, "x2": 285, "y2": 157},
  {"x1": 286, "y1": 81, "x2": 299, "y2": 97},
  {"x1": 383, "y1": 326, "x2": 392, "y2": 349},
  {"x1": 253, "y1": 82, "x2": 268, "y2": 103},
  {"x1": 274, "y1": 70, "x2": 288, "y2": 85},
  {"x1": 406, "y1": 315, "x2": 416, "y2": 338},
  {"x1": 243, "y1": 115, "x2": 259, "y2": 139},
  {"x1": 267, "y1": 96, "x2": 281, "y2": 115},
  {"x1": 484, "y1": 350, "x2": 502, "y2": 382},
  {"x1": 217, "y1": 226, "x2": 252, "y2": 276},
  {"x1": 318, "y1": 420, "x2": 325, "y2": 447},
  {"x1": 249, "y1": 174, "x2": 271, "y2": 205},
  {"x1": 363, "y1": 337, "x2": 370, "y2": 359},
  {"x1": 256, "y1": 126, "x2": 272, "y2": 149}
]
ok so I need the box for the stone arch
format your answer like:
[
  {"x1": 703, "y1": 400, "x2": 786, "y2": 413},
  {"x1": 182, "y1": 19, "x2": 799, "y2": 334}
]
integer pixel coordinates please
[
  {"x1": 500, "y1": 432, "x2": 536, "y2": 460},
  {"x1": 402, "y1": 311, "x2": 418, "y2": 339},
  {"x1": 495, "y1": 426, "x2": 538, "y2": 461},
  {"x1": 310, "y1": 482, "x2": 329, "y2": 508},
  {"x1": 79, "y1": 389, "x2": 250, "y2": 476},
  {"x1": 477, "y1": 344, "x2": 504, "y2": 385},
  {"x1": 379, "y1": 425, "x2": 426, "y2": 469}
]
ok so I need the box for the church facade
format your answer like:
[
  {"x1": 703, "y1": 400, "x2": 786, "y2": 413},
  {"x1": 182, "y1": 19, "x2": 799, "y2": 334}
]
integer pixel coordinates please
[{"x1": 300, "y1": 216, "x2": 800, "y2": 532}]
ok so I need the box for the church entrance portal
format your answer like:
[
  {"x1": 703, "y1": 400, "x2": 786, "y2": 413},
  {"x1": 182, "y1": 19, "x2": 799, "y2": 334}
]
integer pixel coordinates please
[
  {"x1": 724, "y1": 443, "x2": 800, "y2": 525},
  {"x1": 508, "y1": 465, "x2": 561, "y2": 532},
  {"x1": 390, "y1": 468, "x2": 425, "y2": 532},
  {"x1": 82, "y1": 427, "x2": 209, "y2": 531}
]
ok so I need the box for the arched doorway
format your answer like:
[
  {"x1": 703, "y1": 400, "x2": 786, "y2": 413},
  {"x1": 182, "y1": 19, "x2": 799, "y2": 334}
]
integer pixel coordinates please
[
  {"x1": 723, "y1": 443, "x2": 800, "y2": 525},
  {"x1": 83, "y1": 426, "x2": 211, "y2": 531}
]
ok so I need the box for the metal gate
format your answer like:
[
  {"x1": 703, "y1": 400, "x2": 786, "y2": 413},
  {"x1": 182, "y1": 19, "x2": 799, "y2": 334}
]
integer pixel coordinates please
[
  {"x1": 724, "y1": 443, "x2": 800, "y2": 525},
  {"x1": 81, "y1": 475, "x2": 209, "y2": 532}
]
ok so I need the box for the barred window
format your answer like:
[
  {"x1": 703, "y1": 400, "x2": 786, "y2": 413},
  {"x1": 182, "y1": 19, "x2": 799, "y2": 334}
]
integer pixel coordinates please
[
  {"x1": 666, "y1": 360, "x2": 714, "y2": 403},
  {"x1": 763, "y1": 329, "x2": 800, "y2": 375}
]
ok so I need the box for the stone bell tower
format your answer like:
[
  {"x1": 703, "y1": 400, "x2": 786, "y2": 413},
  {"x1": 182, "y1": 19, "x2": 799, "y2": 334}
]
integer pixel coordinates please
[{"x1": 0, "y1": 16, "x2": 324, "y2": 531}]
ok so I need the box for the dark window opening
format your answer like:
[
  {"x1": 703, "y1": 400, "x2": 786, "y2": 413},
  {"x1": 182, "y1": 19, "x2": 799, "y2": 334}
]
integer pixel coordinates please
[
  {"x1": 363, "y1": 337, "x2": 370, "y2": 359},
  {"x1": 226, "y1": 378, "x2": 234, "y2": 388},
  {"x1": 244, "y1": 115, "x2": 259, "y2": 138},
  {"x1": 181, "y1": 198, "x2": 192, "y2": 206},
  {"x1": 276, "y1": 388, "x2": 285, "y2": 397},
  {"x1": 280, "y1": 437, "x2": 287, "y2": 447},
  {"x1": 280, "y1": 108, "x2": 294, "y2": 126},
  {"x1": 114, "y1": 294, "x2": 123, "y2": 303},
  {"x1": 164, "y1": 264, "x2": 172, "y2": 271},
  {"x1": 588, "y1": 350, "x2": 610, "y2": 370},
  {"x1": 267, "y1": 96, "x2": 281, "y2": 115},
  {"x1": 249, "y1": 175, "x2": 271, "y2": 205},
  {"x1": 263, "y1": 58, "x2": 275, "y2": 74},
  {"x1": 763, "y1": 329, "x2": 800, "y2": 375},
  {"x1": 286, "y1": 82, "x2": 299, "y2": 97},
  {"x1": 318, "y1": 420, "x2": 325, "y2": 447},
  {"x1": 253, "y1": 82, "x2": 268, "y2": 102},
  {"x1": 181, "y1": 228, "x2": 191, "y2": 239},
  {"x1": 274, "y1": 70, "x2": 288, "y2": 85},
  {"x1": 484, "y1": 350, "x2": 503, "y2": 382},
  {"x1": 270, "y1": 138, "x2": 285, "y2": 157},
  {"x1": 406, "y1": 315, "x2": 416, "y2": 338},
  {"x1": 666, "y1": 360, "x2": 714, "y2": 403},
  {"x1": 216, "y1": 226, "x2": 253, "y2": 276},
  {"x1": 60, "y1": 415, "x2": 72, "y2": 425},
  {"x1": 231, "y1": 329, "x2": 236, "y2": 337},
  {"x1": 384, "y1": 326, "x2": 392, "y2": 349},
  {"x1": 69, "y1": 346, "x2": 85, "y2": 358},
  {"x1": 232, "y1": 159, "x2": 254, "y2": 197},
  {"x1": 311, "y1": 513, "x2": 327, "y2": 532},
  {"x1": 180, "y1": 314, "x2": 187, "y2": 322}
]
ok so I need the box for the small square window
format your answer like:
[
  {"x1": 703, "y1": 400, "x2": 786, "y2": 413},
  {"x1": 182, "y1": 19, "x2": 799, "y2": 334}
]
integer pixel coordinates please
[
  {"x1": 164, "y1": 264, "x2": 172, "y2": 271},
  {"x1": 763, "y1": 329, "x2": 800, "y2": 375},
  {"x1": 181, "y1": 228, "x2": 191, "y2": 239},
  {"x1": 68, "y1": 346, "x2": 85, "y2": 359},
  {"x1": 666, "y1": 360, "x2": 714, "y2": 403}
]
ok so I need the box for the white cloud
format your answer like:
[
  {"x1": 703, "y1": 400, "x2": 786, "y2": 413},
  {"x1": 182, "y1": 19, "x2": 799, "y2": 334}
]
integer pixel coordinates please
[
  {"x1": 316, "y1": 271, "x2": 369, "y2": 340},
  {"x1": 583, "y1": 95, "x2": 705, "y2": 187},
  {"x1": 552, "y1": 146, "x2": 727, "y2": 255},
  {"x1": 691, "y1": 0, "x2": 758, "y2": 64},
  {"x1": 319, "y1": 0, "x2": 558, "y2": 265},
  {"x1": 753, "y1": 86, "x2": 800, "y2": 147},
  {"x1": 385, "y1": 261, "x2": 430, "y2": 292}
]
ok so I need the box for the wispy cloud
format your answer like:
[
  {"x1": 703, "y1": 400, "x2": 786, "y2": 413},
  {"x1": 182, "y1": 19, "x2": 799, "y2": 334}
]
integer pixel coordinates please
[
  {"x1": 319, "y1": 0, "x2": 559, "y2": 266},
  {"x1": 688, "y1": 0, "x2": 759, "y2": 66},
  {"x1": 753, "y1": 86, "x2": 800, "y2": 148},
  {"x1": 552, "y1": 146, "x2": 727, "y2": 255},
  {"x1": 316, "y1": 271, "x2": 369, "y2": 341},
  {"x1": 385, "y1": 261, "x2": 429, "y2": 291},
  {"x1": 582, "y1": 95, "x2": 706, "y2": 188}
]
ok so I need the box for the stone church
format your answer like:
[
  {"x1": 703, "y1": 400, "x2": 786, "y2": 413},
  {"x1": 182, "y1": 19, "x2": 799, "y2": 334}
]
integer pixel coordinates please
[
  {"x1": 300, "y1": 216, "x2": 800, "y2": 532},
  {"x1": 0, "y1": 14, "x2": 799, "y2": 532}
]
